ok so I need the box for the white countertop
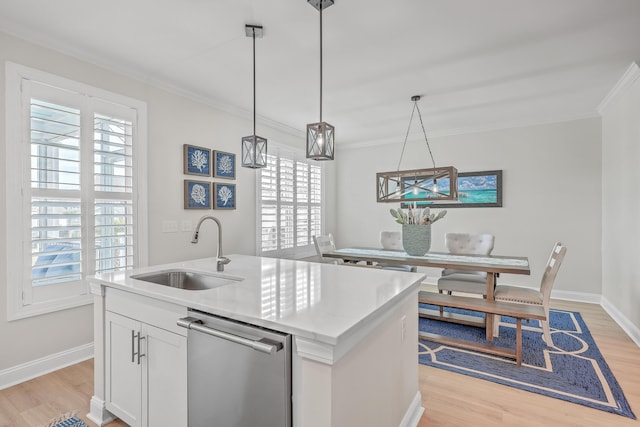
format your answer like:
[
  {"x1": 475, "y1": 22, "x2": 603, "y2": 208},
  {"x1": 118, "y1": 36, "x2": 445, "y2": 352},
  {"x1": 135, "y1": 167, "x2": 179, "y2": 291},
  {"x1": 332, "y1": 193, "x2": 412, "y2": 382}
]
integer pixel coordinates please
[{"x1": 89, "y1": 254, "x2": 424, "y2": 347}]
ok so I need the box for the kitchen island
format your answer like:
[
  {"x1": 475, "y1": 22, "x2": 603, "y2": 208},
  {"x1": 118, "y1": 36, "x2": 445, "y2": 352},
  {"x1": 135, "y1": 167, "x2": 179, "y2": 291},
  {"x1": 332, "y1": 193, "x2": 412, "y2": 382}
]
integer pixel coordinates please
[{"x1": 88, "y1": 254, "x2": 425, "y2": 427}]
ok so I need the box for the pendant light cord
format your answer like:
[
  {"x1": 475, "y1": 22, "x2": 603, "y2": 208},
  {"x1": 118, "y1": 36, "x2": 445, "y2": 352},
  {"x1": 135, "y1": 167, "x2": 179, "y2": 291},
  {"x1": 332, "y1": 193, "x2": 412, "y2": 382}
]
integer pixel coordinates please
[
  {"x1": 319, "y1": 4, "x2": 323, "y2": 123},
  {"x1": 396, "y1": 98, "x2": 436, "y2": 171},
  {"x1": 252, "y1": 28, "x2": 257, "y2": 135}
]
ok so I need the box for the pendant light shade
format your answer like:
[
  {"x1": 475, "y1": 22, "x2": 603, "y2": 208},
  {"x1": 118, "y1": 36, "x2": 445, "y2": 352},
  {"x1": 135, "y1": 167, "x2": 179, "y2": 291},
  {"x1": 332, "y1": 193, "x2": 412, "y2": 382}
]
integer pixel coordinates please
[
  {"x1": 377, "y1": 96, "x2": 458, "y2": 203},
  {"x1": 242, "y1": 24, "x2": 267, "y2": 169},
  {"x1": 306, "y1": 121, "x2": 334, "y2": 160},
  {"x1": 306, "y1": 0, "x2": 335, "y2": 161}
]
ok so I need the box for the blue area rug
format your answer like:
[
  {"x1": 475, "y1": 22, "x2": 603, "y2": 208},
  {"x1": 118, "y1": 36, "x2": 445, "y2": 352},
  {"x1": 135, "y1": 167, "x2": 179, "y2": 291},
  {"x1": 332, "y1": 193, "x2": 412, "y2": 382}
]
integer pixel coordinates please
[
  {"x1": 46, "y1": 416, "x2": 89, "y2": 427},
  {"x1": 418, "y1": 305, "x2": 636, "y2": 419}
]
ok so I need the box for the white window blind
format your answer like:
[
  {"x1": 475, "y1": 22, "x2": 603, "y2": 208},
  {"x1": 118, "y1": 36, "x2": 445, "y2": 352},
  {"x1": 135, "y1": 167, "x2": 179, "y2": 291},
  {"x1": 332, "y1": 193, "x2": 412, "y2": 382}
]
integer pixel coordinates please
[
  {"x1": 93, "y1": 112, "x2": 135, "y2": 274},
  {"x1": 258, "y1": 148, "x2": 323, "y2": 259},
  {"x1": 5, "y1": 63, "x2": 147, "y2": 320}
]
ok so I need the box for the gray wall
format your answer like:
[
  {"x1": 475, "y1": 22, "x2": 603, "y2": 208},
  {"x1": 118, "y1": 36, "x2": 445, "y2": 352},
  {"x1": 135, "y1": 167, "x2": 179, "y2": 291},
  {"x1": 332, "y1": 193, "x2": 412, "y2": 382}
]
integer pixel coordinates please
[
  {"x1": 335, "y1": 118, "x2": 603, "y2": 297},
  {"x1": 601, "y1": 63, "x2": 640, "y2": 338}
]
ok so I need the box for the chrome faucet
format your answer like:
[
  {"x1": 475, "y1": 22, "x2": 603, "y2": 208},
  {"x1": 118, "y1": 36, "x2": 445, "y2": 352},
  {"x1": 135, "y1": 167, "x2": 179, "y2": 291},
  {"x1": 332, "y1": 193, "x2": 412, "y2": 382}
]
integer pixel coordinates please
[{"x1": 191, "y1": 215, "x2": 231, "y2": 272}]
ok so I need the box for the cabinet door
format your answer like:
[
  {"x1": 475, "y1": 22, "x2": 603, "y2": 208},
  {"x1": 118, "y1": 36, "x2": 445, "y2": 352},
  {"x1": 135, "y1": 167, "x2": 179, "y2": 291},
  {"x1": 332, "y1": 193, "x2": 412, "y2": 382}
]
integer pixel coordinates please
[
  {"x1": 142, "y1": 323, "x2": 187, "y2": 427},
  {"x1": 105, "y1": 311, "x2": 142, "y2": 426}
]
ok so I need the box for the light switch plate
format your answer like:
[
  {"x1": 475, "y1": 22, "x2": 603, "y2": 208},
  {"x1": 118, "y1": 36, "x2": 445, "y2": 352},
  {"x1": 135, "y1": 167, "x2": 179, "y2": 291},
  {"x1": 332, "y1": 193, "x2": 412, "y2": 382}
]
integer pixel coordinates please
[{"x1": 162, "y1": 220, "x2": 178, "y2": 233}]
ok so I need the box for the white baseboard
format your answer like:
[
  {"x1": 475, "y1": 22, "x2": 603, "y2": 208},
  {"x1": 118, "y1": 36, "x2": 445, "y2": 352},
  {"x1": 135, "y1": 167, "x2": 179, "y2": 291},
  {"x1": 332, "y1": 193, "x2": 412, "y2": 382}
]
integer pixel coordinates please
[
  {"x1": 399, "y1": 391, "x2": 425, "y2": 427},
  {"x1": 550, "y1": 289, "x2": 602, "y2": 304},
  {"x1": 87, "y1": 396, "x2": 117, "y2": 426},
  {"x1": 0, "y1": 343, "x2": 94, "y2": 390},
  {"x1": 601, "y1": 297, "x2": 640, "y2": 348}
]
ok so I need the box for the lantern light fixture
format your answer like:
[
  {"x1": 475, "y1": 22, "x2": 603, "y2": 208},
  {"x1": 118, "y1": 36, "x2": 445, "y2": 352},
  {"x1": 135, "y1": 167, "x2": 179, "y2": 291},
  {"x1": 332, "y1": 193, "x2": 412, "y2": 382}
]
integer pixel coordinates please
[
  {"x1": 241, "y1": 24, "x2": 268, "y2": 169},
  {"x1": 306, "y1": 0, "x2": 335, "y2": 161},
  {"x1": 376, "y1": 96, "x2": 458, "y2": 203}
]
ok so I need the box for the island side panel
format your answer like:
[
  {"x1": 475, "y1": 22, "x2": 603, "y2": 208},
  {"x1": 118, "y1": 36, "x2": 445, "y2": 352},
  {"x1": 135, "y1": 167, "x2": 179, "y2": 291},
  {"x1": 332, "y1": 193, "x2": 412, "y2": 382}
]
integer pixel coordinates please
[
  {"x1": 293, "y1": 292, "x2": 420, "y2": 427},
  {"x1": 87, "y1": 283, "x2": 117, "y2": 426}
]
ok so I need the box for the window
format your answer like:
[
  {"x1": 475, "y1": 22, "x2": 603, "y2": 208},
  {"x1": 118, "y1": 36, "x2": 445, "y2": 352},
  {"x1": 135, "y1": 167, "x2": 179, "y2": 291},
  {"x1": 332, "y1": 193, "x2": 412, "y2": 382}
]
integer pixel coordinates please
[
  {"x1": 5, "y1": 63, "x2": 148, "y2": 320},
  {"x1": 257, "y1": 145, "x2": 323, "y2": 259}
]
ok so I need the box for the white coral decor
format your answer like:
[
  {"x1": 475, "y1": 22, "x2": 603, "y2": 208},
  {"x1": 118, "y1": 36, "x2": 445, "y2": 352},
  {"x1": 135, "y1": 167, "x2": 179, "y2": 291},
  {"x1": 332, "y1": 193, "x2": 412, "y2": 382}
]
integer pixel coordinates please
[
  {"x1": 191, "y1": 150, "x2": 208, "y2": 172},
  {"x1": 218, "y1": 154, "x2": 233, "y2": 174},
  {"x1": 190, "y1": 184, "x2": 207, "y2": 205},
  {"x1": 218, "y1": 185, "x2": 233, "y2": 206}
]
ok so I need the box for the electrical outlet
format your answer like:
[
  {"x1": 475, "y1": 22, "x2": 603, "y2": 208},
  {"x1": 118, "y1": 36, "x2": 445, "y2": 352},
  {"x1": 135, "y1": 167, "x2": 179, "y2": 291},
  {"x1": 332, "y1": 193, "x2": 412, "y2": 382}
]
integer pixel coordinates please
[
  {"x1": 162, "y1": 220, "x2": 178, "y2": 233},
  {"x1": 181, "y1": 220, "x2": 193, "y2": 232},
  {"x1": 401, "y1": 315, "x2": 406, "y2": 343}
]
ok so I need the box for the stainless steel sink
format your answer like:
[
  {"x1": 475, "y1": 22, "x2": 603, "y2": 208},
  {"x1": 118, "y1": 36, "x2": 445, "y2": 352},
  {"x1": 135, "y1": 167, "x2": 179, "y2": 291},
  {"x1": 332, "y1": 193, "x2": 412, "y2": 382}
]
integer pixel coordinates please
[{"x1": 131, "y1": 269, "x2": 242, "y2": 290}]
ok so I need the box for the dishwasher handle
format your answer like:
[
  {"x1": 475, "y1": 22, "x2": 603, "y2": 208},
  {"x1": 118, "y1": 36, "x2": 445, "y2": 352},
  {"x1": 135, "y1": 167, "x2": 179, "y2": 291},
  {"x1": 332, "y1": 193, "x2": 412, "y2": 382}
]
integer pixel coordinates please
[{"x1": 177, "y1": 317, "x2": 282, "y2": 355}]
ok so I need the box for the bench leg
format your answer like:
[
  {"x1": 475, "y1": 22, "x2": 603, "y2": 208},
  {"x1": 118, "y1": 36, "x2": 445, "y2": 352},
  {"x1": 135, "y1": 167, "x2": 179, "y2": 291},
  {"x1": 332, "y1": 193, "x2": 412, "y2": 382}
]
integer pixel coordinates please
[{"x1": 516, "y1": 318, "x2": 522, "y2": 366}]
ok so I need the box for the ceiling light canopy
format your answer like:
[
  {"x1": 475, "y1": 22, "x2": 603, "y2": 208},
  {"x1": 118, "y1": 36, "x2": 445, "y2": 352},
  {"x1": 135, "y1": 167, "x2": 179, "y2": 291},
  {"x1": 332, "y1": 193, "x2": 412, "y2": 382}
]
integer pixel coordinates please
[
  {"x1": 306, "y1": 0, "x2": 335, "y2": 161},
  {"x1": 377, "y1": 96, "x2": 458, "y2": 203},
  {"x1": 242, "y1": 24, "x2": 267, "y2": 169}
]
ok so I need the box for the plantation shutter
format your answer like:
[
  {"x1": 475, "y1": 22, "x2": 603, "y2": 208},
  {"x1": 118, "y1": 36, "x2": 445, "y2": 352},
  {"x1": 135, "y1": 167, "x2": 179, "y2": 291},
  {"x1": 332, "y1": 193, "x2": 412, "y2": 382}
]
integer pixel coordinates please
[
  {"x1": 23, "y1": 80, "x2": 139, "y2": 306},
  {"x1": 93, "y1": 111, "x2": 135, "y2": 274},
  {"x1": 258, "y1": 147, "x2": 323, "y2": 258}
]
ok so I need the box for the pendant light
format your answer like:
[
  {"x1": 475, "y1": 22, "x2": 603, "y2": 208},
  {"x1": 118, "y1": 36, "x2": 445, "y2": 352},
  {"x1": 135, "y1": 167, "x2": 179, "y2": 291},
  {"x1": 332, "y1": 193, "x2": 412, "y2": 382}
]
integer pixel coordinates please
[
  {"x1": 376, "y1": 96, "x2": 458, "y2": 203},
  {"x1": 242, "y1": 24, "x2": 267, "y2": 169},
  {"x1": 306, "y1": 0, "x2": 335, "y2": 161}
]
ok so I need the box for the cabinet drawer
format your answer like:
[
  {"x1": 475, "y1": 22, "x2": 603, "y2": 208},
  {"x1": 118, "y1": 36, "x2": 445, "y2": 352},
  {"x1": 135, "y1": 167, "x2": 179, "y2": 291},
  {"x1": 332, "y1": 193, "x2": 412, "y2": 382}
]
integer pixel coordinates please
[{"x1": 106, "y1": 288, "x2": 187, "y2": 336}]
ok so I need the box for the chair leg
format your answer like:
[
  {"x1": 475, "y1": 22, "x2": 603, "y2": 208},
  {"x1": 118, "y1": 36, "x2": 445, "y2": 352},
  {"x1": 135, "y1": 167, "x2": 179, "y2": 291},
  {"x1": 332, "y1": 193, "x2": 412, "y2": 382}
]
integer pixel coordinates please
[
  {"x1": 542, "y1": 318, "x2": 552, "y2": 346},
  {"x1": 537, "y1": 305, "x2": 553, "y2": 346},
  {"x1": 492, "y1": 314, "x2": 500, "y2": 337}
]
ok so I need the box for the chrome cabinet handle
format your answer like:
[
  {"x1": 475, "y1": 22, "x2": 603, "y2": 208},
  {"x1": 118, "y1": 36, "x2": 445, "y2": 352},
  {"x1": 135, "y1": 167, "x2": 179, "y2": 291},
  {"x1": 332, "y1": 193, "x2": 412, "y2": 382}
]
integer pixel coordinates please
[
  {"x1": 131, "y1": 330, "x2": 145, "y2": 364},
  {"x1": 131, "y1": 330, "x2": 136, "y2": 363},
  {"x1": 177, "y1": 317, "x2": 282, "y2": 355},
  {"x1": 137, "y1": 334, "x2": 145, "y2": 365}
]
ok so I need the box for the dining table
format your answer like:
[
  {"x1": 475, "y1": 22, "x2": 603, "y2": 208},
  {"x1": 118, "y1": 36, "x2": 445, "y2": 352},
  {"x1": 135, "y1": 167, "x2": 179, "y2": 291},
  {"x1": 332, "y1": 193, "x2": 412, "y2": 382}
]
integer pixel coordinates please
[{"x1": 322, "y1": 247, "x2": 530, "y2": 341}]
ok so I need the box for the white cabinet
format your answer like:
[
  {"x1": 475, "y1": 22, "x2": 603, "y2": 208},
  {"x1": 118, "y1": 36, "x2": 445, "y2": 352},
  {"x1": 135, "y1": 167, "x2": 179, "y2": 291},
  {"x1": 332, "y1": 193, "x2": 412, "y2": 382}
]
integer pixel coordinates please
[
  {"x1": 104, "y1": 289, "x2": 187, "y2": 427},
  {"x1": 105, "y1": 312, "x2": 141, "y2": 425}
]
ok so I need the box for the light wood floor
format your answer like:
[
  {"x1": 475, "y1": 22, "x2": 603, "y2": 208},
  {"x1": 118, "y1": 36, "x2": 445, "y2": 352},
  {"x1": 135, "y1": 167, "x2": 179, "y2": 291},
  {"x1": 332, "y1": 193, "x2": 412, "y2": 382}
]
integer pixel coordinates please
[
  {"x1": 417, "y1": 298, "x2": 640, "y2": 427},
  {"x1": 0, "y1": 299, "x2": 638, "y2": 426}
]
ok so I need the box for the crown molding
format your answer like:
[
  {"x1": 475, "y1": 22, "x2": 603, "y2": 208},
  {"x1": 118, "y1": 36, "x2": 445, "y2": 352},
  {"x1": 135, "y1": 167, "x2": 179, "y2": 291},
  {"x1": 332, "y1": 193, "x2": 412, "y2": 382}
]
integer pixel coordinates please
[
  {"x1": 337, "y1": 112, "x2": 599, "y2": 151},
  {"x1": 0, "y1": 28, "x2": 306, "y2": 140},
  {"x1": 597, "y1": 62, "x2": 640, "y2": 114}
]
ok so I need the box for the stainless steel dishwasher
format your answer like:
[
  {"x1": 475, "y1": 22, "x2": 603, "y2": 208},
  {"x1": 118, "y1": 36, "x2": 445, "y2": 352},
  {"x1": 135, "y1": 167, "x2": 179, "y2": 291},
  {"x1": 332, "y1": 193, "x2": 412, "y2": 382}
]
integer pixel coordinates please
[{"x1": 177, "y1": 309, "x2": 292, "y2": 427}]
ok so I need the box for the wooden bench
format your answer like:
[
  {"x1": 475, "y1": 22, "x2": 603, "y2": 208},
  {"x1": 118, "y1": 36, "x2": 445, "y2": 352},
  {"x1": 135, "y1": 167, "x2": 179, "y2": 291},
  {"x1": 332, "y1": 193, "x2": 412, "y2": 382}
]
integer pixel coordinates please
[{"x1": 418, "y1": 291, "x2": 546, "y2": 366}]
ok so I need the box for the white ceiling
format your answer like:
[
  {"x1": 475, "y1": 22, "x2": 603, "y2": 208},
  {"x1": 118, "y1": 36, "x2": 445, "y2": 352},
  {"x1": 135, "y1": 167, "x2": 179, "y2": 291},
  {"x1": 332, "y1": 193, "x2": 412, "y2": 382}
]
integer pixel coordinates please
[{"x1": 1, "y1": 0, "x2": 639, "y2": 147}]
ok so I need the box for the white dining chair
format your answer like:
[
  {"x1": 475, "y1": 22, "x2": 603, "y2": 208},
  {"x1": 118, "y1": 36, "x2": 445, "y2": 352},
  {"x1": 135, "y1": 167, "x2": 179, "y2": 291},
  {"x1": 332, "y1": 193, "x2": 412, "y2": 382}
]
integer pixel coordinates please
[
  {"x1": 313, "y1": 234, "x2": 374, "y2": 267},
  {"x1": 378, "y1": 231, "x2": 417, "y2": 272},
  {"x1": 313, "y1": 234, "x2": 343, "y2": 264},
  {"x1": 437, "y1": 232, "x2": 495, "y2": 296},
  {"x1": 494, "y1": 242, "x2": 567, "y2": 346}
]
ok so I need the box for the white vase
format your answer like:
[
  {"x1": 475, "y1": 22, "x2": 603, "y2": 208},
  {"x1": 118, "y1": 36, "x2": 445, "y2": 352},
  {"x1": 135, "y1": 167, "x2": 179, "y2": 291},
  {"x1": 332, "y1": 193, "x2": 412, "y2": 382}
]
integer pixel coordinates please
[{"x1": 402, "y1": 224, "x2": 431, "y2": 256}]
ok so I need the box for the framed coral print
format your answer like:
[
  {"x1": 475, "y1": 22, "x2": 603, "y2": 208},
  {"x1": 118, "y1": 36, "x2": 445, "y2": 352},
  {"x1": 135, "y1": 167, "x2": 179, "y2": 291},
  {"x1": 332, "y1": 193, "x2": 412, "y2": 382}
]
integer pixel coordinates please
[
  {"x1": 184, "y1": 144, "x2": 211, "y2": 176},
  {"x1": 213, "y1": 150, "x2": 236, "y2": 179},
  {"x1": 184, "y1": 180, "x2": 211, "y2": 209},
  {"x1": 213, "y1": 183, "x2": 236, "y2": 210}
]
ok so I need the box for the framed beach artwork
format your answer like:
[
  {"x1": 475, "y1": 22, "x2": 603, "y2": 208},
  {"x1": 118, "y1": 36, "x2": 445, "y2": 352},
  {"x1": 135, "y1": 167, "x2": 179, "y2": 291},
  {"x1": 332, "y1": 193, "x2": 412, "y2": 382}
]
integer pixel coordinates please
[
  {"x1": 213, "y1": 183, "x2": 236, "y2": 210},
  {"x1": 184, "y1": 180, "x2": 212, "y2": 209},
  {"x1": 183, "y1": 144, "x2": 211, "y2": 176},
  {"x1": 213, "y1": 150, "x2": 236, "y2": 179},
  {"x1": 401, "y1": 170, "x2": 503, "y2": 208}
]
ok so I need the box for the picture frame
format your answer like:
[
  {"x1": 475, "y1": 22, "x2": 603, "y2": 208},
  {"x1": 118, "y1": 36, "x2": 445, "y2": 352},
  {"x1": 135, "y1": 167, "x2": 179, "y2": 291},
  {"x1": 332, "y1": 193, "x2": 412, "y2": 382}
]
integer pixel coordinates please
[
  {"x1": 184, "y1": 180, "x2": 212, "y2": 209},
  {"x1": 401, "y1": 170, "x2": 503, "y2": 208},
  {"x1": 183, "y1": 144, "x2": 212, "y2": 176},
  {"x1": 213, "y1": 182, "x2": 236, "y2": 210},
  {"x1": 213, "y1": 150, "x2": 236, "y2": 179}
]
